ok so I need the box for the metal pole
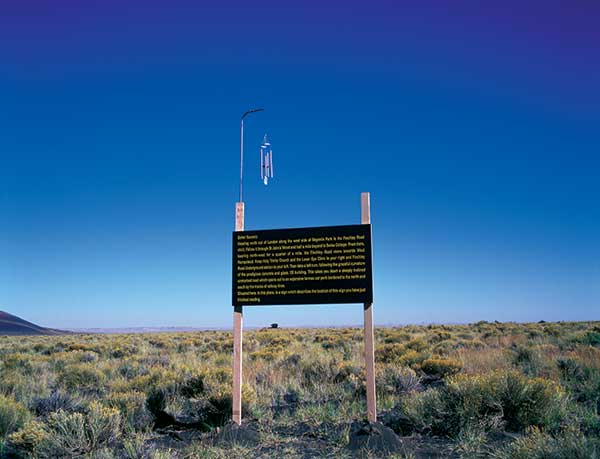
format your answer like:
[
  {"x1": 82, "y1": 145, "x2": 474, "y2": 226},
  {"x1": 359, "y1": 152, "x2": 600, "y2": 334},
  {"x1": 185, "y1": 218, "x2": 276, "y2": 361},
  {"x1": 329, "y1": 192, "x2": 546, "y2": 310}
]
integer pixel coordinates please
[
  {"x1": 239, "y1": 108, "x2": 264, "y2": 203},
  {"x1": 233, "y1": 108, "x2": 262, "y2": 426}
]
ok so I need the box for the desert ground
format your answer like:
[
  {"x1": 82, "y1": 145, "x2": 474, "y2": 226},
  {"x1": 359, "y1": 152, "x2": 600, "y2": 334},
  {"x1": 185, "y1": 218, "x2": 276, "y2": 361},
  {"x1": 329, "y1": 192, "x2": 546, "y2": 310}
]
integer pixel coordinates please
[{"x1": 0, "y1": 321, "x2": 599, "y2": 458}]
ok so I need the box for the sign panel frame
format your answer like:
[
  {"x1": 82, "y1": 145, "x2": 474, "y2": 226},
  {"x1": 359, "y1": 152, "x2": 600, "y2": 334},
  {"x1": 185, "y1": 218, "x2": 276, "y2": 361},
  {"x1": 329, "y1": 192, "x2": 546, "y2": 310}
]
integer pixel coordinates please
[{"x1": 232, "y1": 223, "x2": 373, "y2": 307}]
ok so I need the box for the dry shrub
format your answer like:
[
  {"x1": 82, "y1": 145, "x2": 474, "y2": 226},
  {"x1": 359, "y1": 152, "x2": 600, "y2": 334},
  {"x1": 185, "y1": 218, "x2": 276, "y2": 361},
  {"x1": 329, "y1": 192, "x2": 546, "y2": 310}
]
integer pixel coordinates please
[
  {"x1": 33, "y1": 390, "x2": 83, "y2": 417},
  {"x1": 452, "y1": 347, "x2": 512, "y2": 375},
  {"x1": 377, "y1": 366, "x2": 421, "y2": 397}
]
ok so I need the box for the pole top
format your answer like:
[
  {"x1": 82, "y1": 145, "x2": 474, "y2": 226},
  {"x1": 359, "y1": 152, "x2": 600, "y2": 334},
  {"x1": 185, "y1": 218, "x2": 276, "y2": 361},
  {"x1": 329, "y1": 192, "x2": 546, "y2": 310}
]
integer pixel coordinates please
[
  {"x1": 241, "y1": 108, "x2": 264, "y2": 120},
  {"x1": 361, "y1": 192, "x2": 371, "y2": 225}
]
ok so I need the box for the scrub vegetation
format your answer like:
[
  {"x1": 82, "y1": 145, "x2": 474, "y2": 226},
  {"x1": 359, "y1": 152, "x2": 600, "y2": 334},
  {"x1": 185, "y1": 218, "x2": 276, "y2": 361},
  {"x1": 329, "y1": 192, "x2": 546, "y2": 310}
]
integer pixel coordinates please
[{"x1": 0, "y1": 321, "x2": 599, "y2": 458}]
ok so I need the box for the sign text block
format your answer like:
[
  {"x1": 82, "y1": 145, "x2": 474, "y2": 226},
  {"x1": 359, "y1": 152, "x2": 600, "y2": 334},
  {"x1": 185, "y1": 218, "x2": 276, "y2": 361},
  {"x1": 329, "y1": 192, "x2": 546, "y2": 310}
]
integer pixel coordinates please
[{"x1": 232, "y1": 224, "x2": 373, "y2": 306}]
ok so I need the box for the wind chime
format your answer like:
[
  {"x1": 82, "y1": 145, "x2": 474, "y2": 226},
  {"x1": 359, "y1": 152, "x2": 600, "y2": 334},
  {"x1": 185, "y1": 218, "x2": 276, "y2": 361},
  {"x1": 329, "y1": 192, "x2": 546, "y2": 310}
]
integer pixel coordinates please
[{"x1": 260, "y1": 134, "x2": 273, "y2": 185}]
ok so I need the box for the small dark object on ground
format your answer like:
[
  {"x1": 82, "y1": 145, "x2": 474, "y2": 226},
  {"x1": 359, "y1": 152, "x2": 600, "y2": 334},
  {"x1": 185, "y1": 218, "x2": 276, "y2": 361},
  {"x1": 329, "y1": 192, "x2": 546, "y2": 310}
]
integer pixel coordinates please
[
  {"x1": 348, "y1": 421, "x2": 403, "y2": 454},
  {"x1": 215, "y1": 421, "x2": 260, "y2": 447},
  {"x1": 380, "y1": 409, "x2": 416, "y2": 436},
  {"x1": 420, "y1": 374, "x2": 445, "y2": 389},
  {"x1": 270, "y1": 323, "x2": 278, "y2": 329}
]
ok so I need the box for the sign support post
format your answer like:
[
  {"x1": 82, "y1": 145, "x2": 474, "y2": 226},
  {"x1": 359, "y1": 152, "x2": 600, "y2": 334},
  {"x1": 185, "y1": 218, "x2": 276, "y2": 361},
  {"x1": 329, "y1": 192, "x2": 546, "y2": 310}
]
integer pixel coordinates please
[
  {"x1": 361, "y1": 192, "x2": 377, "y2": 423},
  {"x1": 231, "y1": 194, "x2": 375, "y2": 425},
  {"x1": 233, "y1": 201, "x2": 244, "y2": 425}
]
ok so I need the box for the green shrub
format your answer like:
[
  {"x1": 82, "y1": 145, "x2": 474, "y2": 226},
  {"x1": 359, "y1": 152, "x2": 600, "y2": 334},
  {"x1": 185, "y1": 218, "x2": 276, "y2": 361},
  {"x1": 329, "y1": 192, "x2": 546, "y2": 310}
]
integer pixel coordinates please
[
  {"x1": 400, "y1": 387, "x2": 448, "y2": 435},
  {"x1": 401, "y1": 371, "x2": 566, "y2": 437},
  {"x1": 1, "y1": 354, "x2": 34, "y2": 373},
  {"x1": 0, "y1": 322, "x2": 599, "y2": 457},
  {"x1": 333, "y1": 361, "x2": 361, "y2": 383},
  {"x1": 122, "y1": 432, "x2": 148, "y2": 459},
  {"x1": 38, "y1": 402, "x2": 121, "y2": 457},
  {"x1": 7, "y1": 420, "x2": 47, "y2": 454},
  {"x1": 578, "y1": 330, "x2": 600, "y2": 347},
  {"x1": 492, "y1": 371, "x2": 565, "y2": 432},
  {"x1": 509, "y1": 345, "x2": 543, "y2": 376},
  {"x1": 382, "y1": 330, "x2": 411, "y2": 343},
  {"x1": 493, "y1": 426, "x2": 600, "y2": 459},
  {"x1": 398, "y1": 349, "x2": 429, "y2": 367},
  {"x1": 106, "y1": 391, "x2": 152, "y2": 431},
  {"x1": 181, "y1": 375, "x2": 206, "y2": 398},
  {"x1": 557, "y1": 357, "x2": 600, "y2": 411},
  {"x1": 377, "y1": 366, "x2": 421, "y2": 397},
  {"x1": 33, "y1": 390, "x2": 83, "y2": 417},
  {"x1": 58, "y1": 364, "x2": 107, "y2": 392},
  {"x1": 375, "y1": 343, "x2": 405, "y2": 363},
  {"x1": 203, "y1": 393, "x2": 232, "y2": 428},
  {"x1": 249, "y1": 346, "x2": 290, "y2": 361},
  {"x1": 420, "y1": 358, "x2": 462, "y2": 378},
  {"x1": 429, "y1": 331, "x2": 452, "y2": 343},
  {"x1": 145, "y1": 387, "x2": 171, "y2": 418},
  {"x1": 0, "y1": 395, "x2": 30, "y2": 438},
  {"x1": 299, "y1": 356, "x2": 335, "y2": 386},
  {"x1": 374, "y1": 343, "x2": 430, "y2": 367}
]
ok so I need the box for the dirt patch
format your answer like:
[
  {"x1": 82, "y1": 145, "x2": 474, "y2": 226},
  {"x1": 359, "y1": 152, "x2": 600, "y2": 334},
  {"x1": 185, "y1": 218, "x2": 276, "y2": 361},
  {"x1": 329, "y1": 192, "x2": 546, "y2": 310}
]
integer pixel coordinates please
[
  {"x1": 348, "y1": 421, "x2": 403, "y2": 455},
  {"x1": 214, "y1": 421, "x2": 261, "y2": 447}
]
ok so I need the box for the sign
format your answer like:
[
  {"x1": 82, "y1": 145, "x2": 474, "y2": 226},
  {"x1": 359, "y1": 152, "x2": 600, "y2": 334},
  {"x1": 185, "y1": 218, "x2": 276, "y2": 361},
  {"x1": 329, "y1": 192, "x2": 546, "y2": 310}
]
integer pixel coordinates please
[{"x1": 232, "y1": 224, "x2": 373, "y2": 306}]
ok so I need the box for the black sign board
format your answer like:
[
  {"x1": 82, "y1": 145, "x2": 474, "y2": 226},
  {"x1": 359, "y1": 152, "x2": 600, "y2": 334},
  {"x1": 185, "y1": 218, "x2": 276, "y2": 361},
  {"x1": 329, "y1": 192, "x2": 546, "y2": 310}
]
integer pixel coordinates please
[{"x1": 232, "y1": 224, "x2": 373, "y2": 306}]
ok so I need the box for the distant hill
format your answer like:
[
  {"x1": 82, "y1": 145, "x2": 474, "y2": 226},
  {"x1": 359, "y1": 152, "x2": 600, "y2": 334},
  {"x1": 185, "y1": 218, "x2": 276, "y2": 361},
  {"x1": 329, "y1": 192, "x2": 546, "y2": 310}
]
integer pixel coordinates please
[{"x1": 0, "y1": 311, "x2": 70, "y2": 336}]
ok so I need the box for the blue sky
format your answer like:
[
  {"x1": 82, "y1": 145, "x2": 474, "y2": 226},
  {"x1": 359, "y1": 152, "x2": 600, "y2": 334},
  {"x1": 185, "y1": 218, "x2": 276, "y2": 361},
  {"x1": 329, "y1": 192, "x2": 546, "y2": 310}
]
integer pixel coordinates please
[{"x1": 1, "y1": 2, "x2": 599, "y2": 328}]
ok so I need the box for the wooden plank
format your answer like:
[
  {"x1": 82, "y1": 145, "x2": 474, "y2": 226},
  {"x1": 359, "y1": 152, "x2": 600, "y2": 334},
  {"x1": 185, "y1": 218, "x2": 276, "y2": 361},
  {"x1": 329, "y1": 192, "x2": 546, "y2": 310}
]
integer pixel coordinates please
[
  {"x1": 232, "y1": 305, "x2": 243, "y2": 425},
  {"x1": 233, "y1": 202, "x2": 244, "y2": 425},
  {"x1": 361, "y1": 192, "x2": 370, "y2": 226},
  {"x1": 235, "y1": 202, "x2": 245, "y2": 232},
  {"x1": 361, "y1": 192, "x2": 377, "y2": 423},
  {"x1": 364, "y1": 302, "x2": 376, "y2": 423}
]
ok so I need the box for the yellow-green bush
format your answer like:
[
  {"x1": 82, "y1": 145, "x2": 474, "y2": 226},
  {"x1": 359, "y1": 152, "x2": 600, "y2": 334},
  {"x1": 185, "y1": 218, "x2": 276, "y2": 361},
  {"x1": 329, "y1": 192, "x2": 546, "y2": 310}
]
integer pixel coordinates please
[
  {"x1": 7, "y1": 420, "x2": 47, "y2": 454},
  {"x1": 249, "y1": 346, "x2": 290, "y2": 362},
  {"x1": 375, "y1": 343, "x2": 405, "y2": 363},
  {"x1": 0, "y1": 395, "x2": 30, "y2": 438},
  {"x1": 58, "y1": 364, "x2": 107, "y2": 392},
  {"x1": 402, "y1": 370, "x2": 566, "y2": 437},
  {"x1": 0, "y1": 320, "x2": 599, "y2": 457},
  {"x1": 37, "y1": 402, "x2": 121, "y2": 457},
  {"x1": 106, "y1": 391, "x2": 152, "y2": 431},
  {"x1": 398, "y1": 349, "x2": 429, "y2": 367},
  {"x1": 494, "y1": 426, "x2": 600, "y2": 459},
  {"x1": 420, "y1": 358, "x2": 462, "y2": 378}
]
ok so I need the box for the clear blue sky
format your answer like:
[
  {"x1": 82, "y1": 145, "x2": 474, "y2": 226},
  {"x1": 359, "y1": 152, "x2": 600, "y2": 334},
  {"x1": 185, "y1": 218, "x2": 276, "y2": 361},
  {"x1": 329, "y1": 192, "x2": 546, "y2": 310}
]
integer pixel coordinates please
[{"x1": 1, "y1": 2, "x2": 598, "y2": 328}]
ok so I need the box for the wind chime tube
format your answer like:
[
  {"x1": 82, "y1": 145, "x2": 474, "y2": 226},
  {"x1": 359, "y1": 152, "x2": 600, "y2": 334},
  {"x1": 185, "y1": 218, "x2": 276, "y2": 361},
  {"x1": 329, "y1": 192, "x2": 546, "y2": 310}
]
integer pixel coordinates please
[
  {"x1": 260, "y1": 134, "x2": 273, "y2": 185},
  {"x1": 260, "y1": 148, "x2": 264, "y2": 180}
]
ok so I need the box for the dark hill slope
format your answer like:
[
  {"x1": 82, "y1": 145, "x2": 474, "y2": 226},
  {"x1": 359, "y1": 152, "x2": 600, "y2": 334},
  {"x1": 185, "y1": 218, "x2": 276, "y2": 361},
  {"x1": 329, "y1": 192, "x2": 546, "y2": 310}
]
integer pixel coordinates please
[{"x1": 0, "y1": 311, "x2": 69, "y2": 336}]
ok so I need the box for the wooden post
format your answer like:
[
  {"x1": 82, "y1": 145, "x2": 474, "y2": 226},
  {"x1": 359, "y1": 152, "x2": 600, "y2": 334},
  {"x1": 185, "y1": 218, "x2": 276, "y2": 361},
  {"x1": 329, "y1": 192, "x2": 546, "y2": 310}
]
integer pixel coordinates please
[
  {"x1": 233, "y1": 202, "x2": 244, "y2": 425},
  {"x1": 361, "y1": 192, "x2": 377, "y2": 423}
]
